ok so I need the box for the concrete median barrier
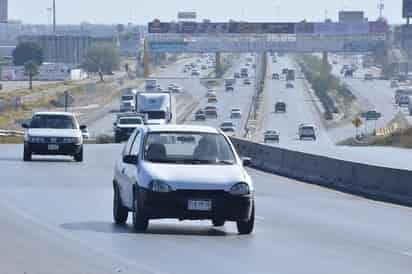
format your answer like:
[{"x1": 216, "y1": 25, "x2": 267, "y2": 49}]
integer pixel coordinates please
[{"x1": 231, "y1": 137, "x2": 412, "y2": 207}]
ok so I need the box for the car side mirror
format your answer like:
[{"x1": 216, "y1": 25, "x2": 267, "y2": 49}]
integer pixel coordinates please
[
  {"x1": 123, "y1": 155, "x2": 139, "y2": 165},
  {"x1": 22, "y1": 123, "x2": 29, "y2": 129},
  {"x1": 242, "y1": 157, "x2": 252, "y2": 167},
  {"x1": 80, "y1": 125, "x2": 87, "y2": 130}
]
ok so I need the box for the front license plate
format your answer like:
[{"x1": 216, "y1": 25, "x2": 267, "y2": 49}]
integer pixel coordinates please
[
  {"x1": 188, "y1": 199, "x2": 212, "y2": 211},
  {"x1": 48, "y1": 144, "x2": 59, "y2": 151}
]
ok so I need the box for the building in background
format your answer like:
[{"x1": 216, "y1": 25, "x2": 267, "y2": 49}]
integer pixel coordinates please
[
  {"x1": 338, "y1": 11, "x2": 367, "y2": 23},
  {"x1": 0, "y1": 0, "x2": 8, "y2": 23},
  {"x1": 18, "y1": 34, "x2": 115, "y2": 64}
]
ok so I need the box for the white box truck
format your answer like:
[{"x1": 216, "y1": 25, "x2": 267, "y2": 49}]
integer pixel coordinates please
[
  {"x1": 136, "y1": 92, "x2": 172, "y2": 125},
  {"x1": 120, "y1": 89, "x2": 138, "y2": 112}
]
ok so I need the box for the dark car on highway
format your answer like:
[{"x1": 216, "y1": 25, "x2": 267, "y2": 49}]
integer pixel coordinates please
[
  {"x1": 272, "y1": 73, "x2": 280, "y2": 80},
  {"x1": 195, "y1": 109, "x2": 206, "y2": 121},
  {"x1": 275, "y1": 102, "x2": 286, "y2": 113}
]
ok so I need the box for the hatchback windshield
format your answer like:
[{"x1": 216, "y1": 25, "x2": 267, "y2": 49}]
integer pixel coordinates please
[
  {"x1": 301, "y1": 127, "x2": 315, "y2": 135},
  {"x1": 121, "y1": 95, "x2": 134, "y2": 101},
  {"x1": 144, "y1": 132, "x2": 235, "y2": 165},
  {"x1": 30, "y1": 115, "x2": 77, "y2": 129}
]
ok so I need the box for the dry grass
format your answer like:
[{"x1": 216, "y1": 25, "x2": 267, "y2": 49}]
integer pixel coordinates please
[{"x1": 0, "y1": 135, "x2": 24, "y2": 144}]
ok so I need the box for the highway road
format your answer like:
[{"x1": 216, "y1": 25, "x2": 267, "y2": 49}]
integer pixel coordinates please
[
  {"x1": 186, "y1": 53, "x2": 257, "y2": 137},
  {"x1": 256, "y1": 54, "x2": 333, "y2": 147},
  {"x1": 1, "y1": 144, "x2": 412, "y2": 274},
  {"x1": 87, "y1": 56, "x2": 214, "y2": 138},
  {"x1": 329, "y1": 55, "x2": 412, "y2": 139}
]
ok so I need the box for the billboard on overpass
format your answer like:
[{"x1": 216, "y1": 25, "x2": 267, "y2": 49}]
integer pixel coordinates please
[
  {"x1": 178, "y1": 12, "x2": 196, "y2": 20},
  {"x1": 404, "y1": 0, "x2": 412, "y2": 18}
]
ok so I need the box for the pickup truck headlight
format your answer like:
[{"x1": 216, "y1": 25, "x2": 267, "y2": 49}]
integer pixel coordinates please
[
  {"x1": 62, "y1": 137, "x2": 81, "y2": 144},
  {"x1": 149, "y1": 180, "x2": 173, "y2": 193},
  {"x1": 229, "y1": 183, "x2": 250, "y2": 195}
]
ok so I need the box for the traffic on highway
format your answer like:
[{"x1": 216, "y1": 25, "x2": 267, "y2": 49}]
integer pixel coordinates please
[{"x1": 3, "y1": 2, "x2": 412, "y2": 274}]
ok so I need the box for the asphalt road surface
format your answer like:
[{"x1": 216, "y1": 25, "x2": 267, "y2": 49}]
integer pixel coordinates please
[
  {"x1": 186, "y1": 53, "x2": 257, "y2": 137},
  {"x1": 1, "y1": 144, "x2": 412, "y2": 274}
]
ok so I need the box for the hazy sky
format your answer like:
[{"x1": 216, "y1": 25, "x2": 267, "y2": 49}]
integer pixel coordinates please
[{"x1": 9, "y1": 0, "x2": 404, "y2": 25}]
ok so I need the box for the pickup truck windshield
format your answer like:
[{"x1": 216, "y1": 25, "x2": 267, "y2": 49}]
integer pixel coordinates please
[
  {"x1": 141, "y1": 111, "x2": 166, "y2": 120},
  {"x1": 30, "y1": 115, "x2": 77, "y2": 129},
  {"x1": 144, "y1": 132, "x2": 235, "y2": 165},
  {"x1": 119, "y1": 118, "x2": 142, "y2": 125}
]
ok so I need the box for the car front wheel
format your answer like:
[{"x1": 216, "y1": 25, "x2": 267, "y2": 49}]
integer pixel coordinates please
[
  {"x1": 113, "y1": 184, "x2": 128, "y2": 224},
  {"x1": 74, "y1": 147, "x2": 83, "y2": 162},
  {"x1": 23, "y1": 146, "x2": 32, "y2": 161},
  {"x1": 133, "y1": 192, "x2": 149, "y2": 232},
  {"x1": 237, "y1": 203, "x2": 255, "y2": 235}
]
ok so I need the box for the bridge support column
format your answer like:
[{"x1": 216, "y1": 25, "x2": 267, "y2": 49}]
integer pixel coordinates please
[
  {"x1": 143, "y1": 39, "x2": 150, "y2": 78},
  {"x1": 215, "y1": 52, "x2": 222, "y2": 78}
]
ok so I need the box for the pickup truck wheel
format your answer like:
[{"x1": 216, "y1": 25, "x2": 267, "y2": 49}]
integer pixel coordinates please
[
  {"x1": 23, "y1": 147, "x2": 32, "y2": 161},
  {"x1": 113, "y1": 185, "x2": 128, "y2": 225},
  {"x1": 237, "y1": 203, "x2": 255, "y2": 235},
  {"x1": 74, "y1": 147, "x2": 83, "y2": 162},
  {"x1": 212, "y1": 219, "x2": 225, "y2": 227},
  {"x1": 133, "y1": 193, "x2": 149, "y2": 232}
]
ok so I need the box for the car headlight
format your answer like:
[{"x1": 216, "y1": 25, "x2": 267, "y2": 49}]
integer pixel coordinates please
[
  {"x1": 149, "y1": 180, "x2": 173, "y2": 193},
  {"x1": 229, "y1": 183, "x2": 250, "y2": 195},
  {"x1": 29, "y1": 136, "x2": 45, "y2": 143}
]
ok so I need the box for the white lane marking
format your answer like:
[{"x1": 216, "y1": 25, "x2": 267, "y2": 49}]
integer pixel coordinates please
[{"x1": 255, "y1": 216, "x2": 265, "y2": 221}]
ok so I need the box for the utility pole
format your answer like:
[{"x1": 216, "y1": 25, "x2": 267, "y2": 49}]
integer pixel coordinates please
[
  {"x1": 53, "y1": 0, "x2": 56, "y2": 33},
  {"x1": 377, "y1": 0, "x2": 384, "y2": 19}
]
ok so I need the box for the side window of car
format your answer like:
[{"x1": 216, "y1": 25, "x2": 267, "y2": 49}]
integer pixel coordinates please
[
  {"x1": 122, "y1": 130, "x2": 138, "y2": 156},
  {"x1": 130, "y1": 129, "x2": 141, "y2": 156}
]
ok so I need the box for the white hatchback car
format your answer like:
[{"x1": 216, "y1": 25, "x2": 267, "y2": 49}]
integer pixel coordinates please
[{"x1": 112, "y1": 125, "x2": 255, "y2": 234}]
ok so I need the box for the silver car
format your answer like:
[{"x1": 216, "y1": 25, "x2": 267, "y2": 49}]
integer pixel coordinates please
[{"x1": 112, "y1": 125, "x2": 255, "y2": 234}]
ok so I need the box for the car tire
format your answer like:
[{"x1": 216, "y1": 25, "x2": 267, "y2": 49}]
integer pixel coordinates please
[
  {"x1": 212, "y1": 219, "x2": 225, "y2": 227},
  {"x1": 23, "y1": 146, "x2": 32, "y2": 161},
  {"x1": 132, "y1": 190, "x2": 149, "y2": 232},
  {"x1": 74, "y1": 147, "x2": 83, "y2": 162},
  {"x1": 237, "y1": 203, "x2": 255, "y2": 235},
  {"x1": 113, "y1": 184, "x2": 128, "y2": 225}
]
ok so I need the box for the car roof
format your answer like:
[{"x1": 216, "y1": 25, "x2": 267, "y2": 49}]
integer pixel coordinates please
[
  {"x1": 34, "y1": 111, "x2": 75, "y2": 117},
  {"x1": 146, "y1": 125, "x2": 219, "y2": 134}
]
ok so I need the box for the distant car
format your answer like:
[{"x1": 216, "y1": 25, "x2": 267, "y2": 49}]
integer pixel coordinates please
[
  {"x1": 206, "y1": 89, "x2": 216, "y2": 97},
  {"x1": 298, "y1": 124, "x2": 316, "y2": 140},
  {"x1": 230, "y1": 108, "x2": 242, "y2": 119},
  {"x1": 205, "y1": 106, "x2": 218, "y2": 118},
  {"x1": 195, "y1": 109, "x2": 206, "y2": 121},
  {"x1": 173, "y1": 86, "x2": 182, "y2": 93},
  {"x1": 207, "y1": 94, "x2": 218, "y2": 103},
  {"x1": 398, "y1": 95, "x2": 410, "y2": 107},
  {"x1": 220, "y1": 121, "x2": 236, "y2": 137},
  {"x1": 234, "y1": 72, "x2": 241, "y2": 78},
  {"x1": 264, "y1": 130, "x2": 279, "y2": 143},
  {"x1": 344, "y1": 69, "x2": 354, "y2": 77},
  {"x1": 272, "y1": 58, "x2": 277, "y2": 63},
  {"x1": 390, "y1": 80, "x2": 399, "y2": 88},
  {"x1": 243, "y1": 78, "x2": 251, "y2": 85},
  {"x1": 272, "y1": 73, "x2": 280, "y2": 80},
  {"x1": 168, "y1": 84, "x2": 177, "y2": 92},
  {"x1": 192, "y1": 70, "x2": 200, "y2": 76},
  {"x1": 245, "y1": 63, "x2": 251, "y2": 67},
  {"x1": 364, "y1": 74, "x2": 373, "y2": 81},
  {"x1": 275, "y1": 102, "x2": 286, "y2": 113},
  {"x1": 282, "y1": 68, "x2": 289, "y2": 75},
  {"x1": 332, "y1": 60, "x2": 338, "y2": 65},
  {"x1": 22, "y1": 112, "x2": 85, "y2": 162},
  {"x1": 114, "y1": 114, "x2": 145, "y2": 143},
  {"x1": 160, "y1": 65, "x2": 166, "y2": 69},
  {"x1": 286, "y1": 82, "x2": 294, "y2": 89},
  {"x1": 201, "y1": 65, "x2": 207, "y2": 70},
  {"x1": 81, "y1": 127, "x2": 90, "y2": 140},
  {"x1": 225, "y1": 84, "x2": 234, "y2": 92}
]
